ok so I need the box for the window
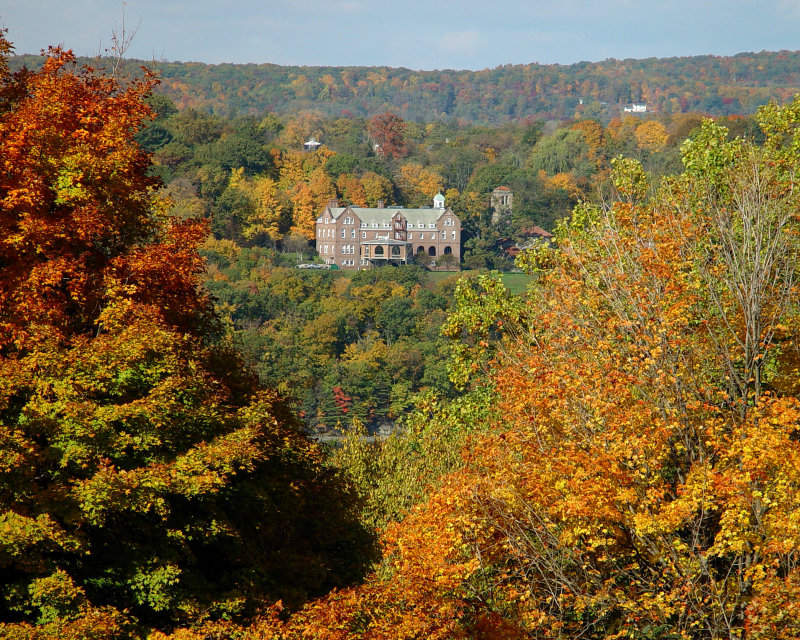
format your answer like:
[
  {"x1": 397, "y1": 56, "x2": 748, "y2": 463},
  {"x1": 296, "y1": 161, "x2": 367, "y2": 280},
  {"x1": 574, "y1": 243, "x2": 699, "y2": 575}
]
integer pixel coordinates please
[
  {"x1": 341, "y1": 229, "x2": 346, "y2": 238},
  {"x1": 344, "y1": 216, "x2": 352, "y2": 224},
  {"x1": 444, "y1": 217, "x2": 454, "y2": 226},
  {"x1": 408, "y1": 223, "x2": 414, "y2": 229},
  {"x1": 317, "y1": 229, "x2": 322, "y2": 238},
  {"x1": 441, "y1": 231, "x2": 446, "y2": 239},
  {"x1": 444, "y1": 246, "x2": 453, "y2": 255},
  {"x1": 362, "y1": 232, "x2": 366, "y2": 239},
  {"x1": 451, "y1": 231, "x2": 456, "y2": 240},
  {"x1": 372, "y1": 223, "x2": 378, "y2": 227},
  {"x1": 364, "y1": 246, "x2": 370, "y2": 256},
  {"x1": 351, "y1": 229, "x2": 355, "y2": 238},
  {"x1": 408, "y1": 232, "x2": 413, "y2": 240},
  {"x1": 429, "y1": 223, "x2": 436, "y2": 228},
  {"x1": 316, "y1": 217, "x2": 323, "y2": 223}
]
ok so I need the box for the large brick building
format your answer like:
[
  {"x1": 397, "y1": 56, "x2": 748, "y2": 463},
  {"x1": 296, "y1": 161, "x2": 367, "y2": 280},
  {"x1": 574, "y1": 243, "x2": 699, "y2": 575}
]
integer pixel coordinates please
[{"x1": 315, "y1": 194, "x2": 462, "y2": 270}]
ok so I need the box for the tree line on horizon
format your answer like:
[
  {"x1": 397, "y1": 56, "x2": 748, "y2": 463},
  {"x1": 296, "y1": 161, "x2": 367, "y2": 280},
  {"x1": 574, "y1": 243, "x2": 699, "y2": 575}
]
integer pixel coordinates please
[{"x1": 9, "y1": 48, "x2": 800, "y2": 122}]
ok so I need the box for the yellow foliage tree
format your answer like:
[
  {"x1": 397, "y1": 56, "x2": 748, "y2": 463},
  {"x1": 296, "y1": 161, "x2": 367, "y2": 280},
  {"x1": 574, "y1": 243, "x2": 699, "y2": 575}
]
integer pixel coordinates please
[
  {"x1": 571, "y1": 119, "x2": 605, "y2": 159},
  {"x1": 636, "y1": 119, "x2": 669, "y2": 151},
  {"x1": 396, "y1": 162, "x2": 443, "y2": 207},
  {"x1": 336, "y1": 173, "x2": 368, "y2": 207},
  {"x1": 243, "y1": 175, "x2": 286, "y2": 242},
  {"x1": 307, "y1": 166, "x2": 337, "y2": 212},
  {"x1": 361, "y1": 170, "x2": 393, "y2": 207},
  {"x1": 289, "y1": 182, "x2": 316, "y2": 240}
]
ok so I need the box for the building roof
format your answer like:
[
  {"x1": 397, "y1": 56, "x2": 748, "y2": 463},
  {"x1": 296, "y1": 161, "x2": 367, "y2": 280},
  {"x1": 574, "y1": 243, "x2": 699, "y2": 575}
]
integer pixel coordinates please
[
  {"x1": 493, "y1": 186, "x2": 511, "y2": 192},
  {"x1": 327, "y1": 206, "x2": 453, "y2": 227},
  {"x1": 519, "y1": 225, "x2": 554, "y2": 238}
]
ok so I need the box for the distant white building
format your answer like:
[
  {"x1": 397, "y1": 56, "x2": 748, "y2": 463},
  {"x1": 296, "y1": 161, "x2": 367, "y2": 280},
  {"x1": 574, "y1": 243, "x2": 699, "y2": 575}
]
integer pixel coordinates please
[
  {"x1": 624, "y1": 103, "x2": 648, "y2": 113},
  {"x1": 303, "y1": 138, "x2": 322, "y2": 152}
]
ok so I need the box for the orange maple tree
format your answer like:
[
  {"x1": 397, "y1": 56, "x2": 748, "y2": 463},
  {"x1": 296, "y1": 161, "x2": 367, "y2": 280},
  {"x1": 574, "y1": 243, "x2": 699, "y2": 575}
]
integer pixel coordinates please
[{"x1": 0, "y1": 33, "x2": 372, "y2": 637}]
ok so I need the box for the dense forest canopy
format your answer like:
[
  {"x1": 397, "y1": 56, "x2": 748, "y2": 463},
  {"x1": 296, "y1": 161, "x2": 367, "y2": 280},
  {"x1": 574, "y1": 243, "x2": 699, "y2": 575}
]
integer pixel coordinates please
[
  {"x1": 9, "y1": 49, "x2": 800, "y2": 121},
  {"x1": 7, "y1": 28, "x2": 800, "y2": 640}
]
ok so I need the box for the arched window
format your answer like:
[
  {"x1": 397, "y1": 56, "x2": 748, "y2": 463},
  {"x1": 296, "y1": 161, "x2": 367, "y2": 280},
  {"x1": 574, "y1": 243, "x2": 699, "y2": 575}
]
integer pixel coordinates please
[
  {"x1": 428, "y1": 246, "x2": 436, "y2": 257},
  {"x1": 391, "y1": 245, "x2": 401, "y2": 256},
  {"x1": 416, "y1": 246, "x2": 425, "y2": 254},
  {"x1": 444, "y1": 246, "x2": 452, "y2": 255},
  {"x1": 374, "y1": 245, "x2": 385, "y2": 256}
]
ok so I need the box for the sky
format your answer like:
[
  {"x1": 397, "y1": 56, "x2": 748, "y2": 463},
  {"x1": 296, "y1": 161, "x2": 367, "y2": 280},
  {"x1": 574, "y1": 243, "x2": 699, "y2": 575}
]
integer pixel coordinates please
[{"x1": 2, "y1": 0, "x2": 799, "y2": 71}]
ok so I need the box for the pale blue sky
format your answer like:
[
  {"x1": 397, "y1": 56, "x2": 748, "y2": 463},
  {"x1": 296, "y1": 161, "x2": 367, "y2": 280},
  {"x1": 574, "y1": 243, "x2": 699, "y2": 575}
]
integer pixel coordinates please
[{"x1": 2, "y1": 0, "x2": 799, "y2": 70}]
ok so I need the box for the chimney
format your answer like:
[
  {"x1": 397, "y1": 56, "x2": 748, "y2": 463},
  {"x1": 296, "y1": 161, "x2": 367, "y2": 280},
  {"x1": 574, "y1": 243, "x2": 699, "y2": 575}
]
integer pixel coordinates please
[
  {"x1": 376, "y1": 199, "x2": 384, "y2": 208},
  {"x1": 328, "y1": 198, "x2": 339, "y2": 209}
]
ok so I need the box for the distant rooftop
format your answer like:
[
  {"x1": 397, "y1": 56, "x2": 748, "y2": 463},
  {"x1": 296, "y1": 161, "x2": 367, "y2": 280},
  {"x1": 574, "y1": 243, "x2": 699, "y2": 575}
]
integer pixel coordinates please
[{"x1": 328, "y1": 205, "x2": 452, "y2": 226}]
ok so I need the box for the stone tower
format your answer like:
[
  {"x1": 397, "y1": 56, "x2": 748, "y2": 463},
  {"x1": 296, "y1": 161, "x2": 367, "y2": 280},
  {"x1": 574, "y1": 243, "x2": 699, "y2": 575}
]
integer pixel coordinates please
[{"x1": 491, "y1": 186, "x2": 513, "y2": 224}]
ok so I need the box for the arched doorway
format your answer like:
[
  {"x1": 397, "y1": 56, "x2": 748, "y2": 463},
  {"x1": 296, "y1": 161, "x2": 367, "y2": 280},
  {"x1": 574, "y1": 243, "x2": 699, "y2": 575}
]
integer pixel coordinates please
[
  {"x1": 428, "y1": 246, "x2": 436, "y2": 256},
  {"x1": 444, "y1": 246, "x2": 452, "y2": 255}
]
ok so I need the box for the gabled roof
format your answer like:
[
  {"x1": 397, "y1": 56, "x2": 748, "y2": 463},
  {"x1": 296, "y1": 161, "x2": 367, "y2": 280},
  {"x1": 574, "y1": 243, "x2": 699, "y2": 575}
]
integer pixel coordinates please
[
  {"x1": 327, "y1": 205, "x2": 455, "y2": 226},
  {"x1": 519, "y1": 225, "x2": 554, "y2": 238}
]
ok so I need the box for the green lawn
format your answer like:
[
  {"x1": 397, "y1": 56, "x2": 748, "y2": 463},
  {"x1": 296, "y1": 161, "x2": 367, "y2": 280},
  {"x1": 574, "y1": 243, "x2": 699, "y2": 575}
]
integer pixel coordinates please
[
  {"x1": 498, "y1": 272, "x2": 534, "y2": 294},
  {"x1": 426, "y1": 269, "x2": 533, "y2": 295},
  {"x1": 321, "y1": 266, "x2": 534, "y2": 295}
]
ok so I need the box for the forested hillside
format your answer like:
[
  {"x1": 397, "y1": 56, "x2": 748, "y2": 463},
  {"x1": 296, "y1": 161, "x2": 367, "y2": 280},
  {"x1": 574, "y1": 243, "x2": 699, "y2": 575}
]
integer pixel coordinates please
[
  {"x1": 128, "y1": 79, "x2": 751, "y2": 434},
  {"x1": 10, "y1": 49, "x2": 800, "y2": 121},
  {"x1": 6, "y1": 31, "x2": 800, "y2": 640}
]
